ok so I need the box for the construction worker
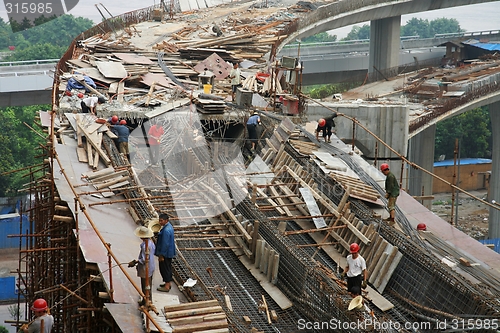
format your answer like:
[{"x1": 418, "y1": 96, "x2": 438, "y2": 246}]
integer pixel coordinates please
[
  {"x1": 20, "y1": 298, "x2": 54, "y2": 333},
  {"x1": 155, "y1": 213, "x2": 176, "y2": 292},
  {"x1": 107, "y1": 115, "x2": 119, "y2": 125},
  {"x1": 81, "y1": 96, "x2": 105, "y2": 115},
  {"x1": 111, "y1": 119, "x2": 131, "y2": 162},
  {"x1": 380, "y1": 163, "x2": 400, "y2": 225},
  {"x1": 315, "y1": 112, "x2": 337, "y2": 143},
  {"x1": 128, "y1": 226, "x2": 156, "y2": 304},
  {"x1": 148, "y1": 120, "x2": 164, "y2": 166},
  {"x1": 246, "y1": 111, "x2": 261, "y2": 151},
  {"x1": 229, "y1": 62, "x2": 241, "y2": 101},
  {"x1": 343, "y1": 243, "x2": 367, "y2": 297}
]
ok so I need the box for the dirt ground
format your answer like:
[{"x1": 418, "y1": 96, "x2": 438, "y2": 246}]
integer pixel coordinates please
[{"x1": 430, "y1": 190, "x2": 490, "y2": 240}]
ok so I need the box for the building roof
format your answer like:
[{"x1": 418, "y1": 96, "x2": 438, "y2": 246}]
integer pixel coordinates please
[{"x1": 434, "y1": 157, "x2": 492, "y2": 167}]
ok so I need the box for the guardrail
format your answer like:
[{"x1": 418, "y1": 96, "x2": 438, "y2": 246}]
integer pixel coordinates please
[{"x1": 0, "y1": 59, "x2": 58, "y2": 67}]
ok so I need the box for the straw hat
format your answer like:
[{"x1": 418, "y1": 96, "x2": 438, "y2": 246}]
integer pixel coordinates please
[
  {"x1": 134, "y1": 226, "x2": 153, "y2": 238},
  {"x1": 145, "y1": 217, "x2": 161, "y2": 233},
  {"x1": 348, "y1": 295, "x2": 364, "y2": 311}
]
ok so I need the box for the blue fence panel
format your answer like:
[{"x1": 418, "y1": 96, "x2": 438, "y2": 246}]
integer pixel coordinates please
[
  {"x1": 0, "y1": 215, "x2": 27, "y2": 249},
  {"x1": 0, "y1": 276, "x2": 16, "y2": 301},
  {"x1": 479, "y1": 238, "x2": 500, "y2": 253}
]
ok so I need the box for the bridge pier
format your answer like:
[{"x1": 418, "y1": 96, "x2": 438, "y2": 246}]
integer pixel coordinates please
[
  {"x1": 369, "y1": 16, "x2": 401, "y2": 80},
  {"x1": 407, "y1": 125, "x2": 436, "y2": 209},
  {"x1": 489, "y1": 102, "x2": 500, "y2": 238}
]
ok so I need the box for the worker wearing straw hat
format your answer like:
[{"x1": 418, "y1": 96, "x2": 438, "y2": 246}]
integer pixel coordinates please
[{"x1": 128, "y1": 226, "x2": 156, "y2": 304}]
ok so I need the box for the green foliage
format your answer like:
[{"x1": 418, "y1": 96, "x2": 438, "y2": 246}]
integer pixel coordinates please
[
  {"x1": 434, "y1": 107, "x2": 491, "y2": 161},
  {"x1": 343, "y1": 17, "x2": 464, "y2": 41},
  {"x1": 0, "y1": 326, "x2": 8, "y2": 333},
  {"x1": 305, "y1": 82, "x2": 360, "y2": 99},
  {"x1": 343, "y1": 24, "x2": 370, "y2": 41},
  {"x1": 0, "y1": 15, "x2": 93, "y2": 60},
  {"x1": 0, "y1": 105, "x2": 48, "y2": 196},
  {"x1": 301, "y1": 32, "x2": 337, "y2": 44}
]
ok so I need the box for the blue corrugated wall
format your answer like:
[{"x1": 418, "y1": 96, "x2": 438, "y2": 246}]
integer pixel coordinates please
[
  {"x1": 0, "y1": 215, "x2": 27, "y2": 249},
  {"x1": 479, "y1": 238, "x2": 500, "y2": 253},
  {"x1": 0, "y1": 276, "x2": 17, "y2": 301}
]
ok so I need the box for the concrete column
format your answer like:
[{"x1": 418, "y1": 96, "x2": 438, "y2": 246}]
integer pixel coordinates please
[
  {"x1": 407, "y1": 125, "x2": 436, "y2": 210},
  {"x1": 369, "y1": 16, "x2": 401, "y2": 80},
  {"x1": 489, "y1": 102, "x2": 500, "y2": 238}
]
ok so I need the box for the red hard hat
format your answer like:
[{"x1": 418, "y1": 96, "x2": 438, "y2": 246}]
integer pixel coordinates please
[
  {"x1": 380, "y1": 163, "x2": 389, "y2": 171},
  {"x1": 350, "y1": 243, "x2": 360, "y2": 253},
  {"x1": 119, "y1": 119, "x2": 127, "y2": 125},
  {"x1": 77, "y1": 93, "x2": 84, "y2": 98},
  {"x1": 32, "y1": 299, "x2": 48, "y2": 311},
  {"x1": 417, "y1": 223, "x2": 427, "y2": 231},
  {"x1": 318, "y1": 118, "x2": 326, "y2": 127},
  {"x1": 111, "y1": 115, "x2": 119, "y2": 123}
]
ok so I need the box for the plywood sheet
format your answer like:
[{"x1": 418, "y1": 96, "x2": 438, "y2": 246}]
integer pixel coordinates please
[
  {"x1": 299, "y1": 187, "x2": 327, "y2": 228},
  {"x1": 76, "y1": 67, "x2": 116, "y2": 84},
  {"x1": 141, "y1": 73, "x2": 175, "y2": 88},
  {"x1": 96, "y1": 61, "x2": 128, "y2": 79},
  {"x1": 112, "y1": 52, "x2": 154, "y2": 65}
]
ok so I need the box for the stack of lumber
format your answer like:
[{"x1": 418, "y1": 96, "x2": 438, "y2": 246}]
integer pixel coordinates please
[
  {"x1": 164, "y1": 300, "x2": 228, "y2": 333},
  {"x1": 74, "y1": 115, "x2": 113, "y2": 169},
  {"x1": 81, "y1": 167, "x2": 131, "y2": 197},
  {"x1": 289, "y1": 139, "x2": 318, "y2": 155},
  {"x1": 195, "y1": 97, "x2": 226, "y2": 114},
  {"x1": 329, "y1": 173, "x2": 381, "y2": 203}
]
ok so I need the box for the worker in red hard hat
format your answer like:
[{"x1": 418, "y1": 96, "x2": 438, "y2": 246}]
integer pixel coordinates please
[
  {"x1": 110, "y1": 118, "x2": 131, "y2": 162},
  {"x1": 108, "y1": 115, "x2": 119, "y2": 125},
  {"x1": 315, "y1": 112, "x2": 337, "y2": 143},
  {"x1": 342, "y1": 243, "x2": 368, "y2": 297},
  {"x1": 380, "y1": 163, "x2": 400, "y2": 226},
  {"x1": 21, "y1": 298, "x2": 54, "y2": 333},
  {"x1": 417, "y1": 223, "x2": 427, "y2": 231}
]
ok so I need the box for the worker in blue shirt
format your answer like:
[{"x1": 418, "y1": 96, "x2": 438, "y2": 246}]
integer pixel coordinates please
[
  {"x1": 111, "y1": 120, "x2": 130, "y2": 162},
  {"x1": 246, "y1": 111, "x2": 261, "y2": 151},
  {"x1": 154, "y1": 213, "x2": 176, "y2": 292}
]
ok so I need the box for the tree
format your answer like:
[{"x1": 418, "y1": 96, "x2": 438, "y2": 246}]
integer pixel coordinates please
[
  {"x1": 0, "y1": 326, "x2": 8, "y2": 333},
  {"x1": 301, "y1": 32, "x2": 337, "y2": 44},
  {"x1": 0, "y1": 105, "x2": 47, "y2": 196},
  {"x1": 402, "y1": 17, "x2": 463, "y2": 38},
  {"x1": 5, "y1": 43, "x2": 66, "y2": 61},
  {"x1": 434, "y1": 107, "x2": 491, "y2": 161},
  {"x1": 342, "y1": 24, "x2": 370, "y2": 41}
]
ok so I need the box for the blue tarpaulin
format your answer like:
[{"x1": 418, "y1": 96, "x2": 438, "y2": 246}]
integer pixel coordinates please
[
  {"x1": 66, "y1": 75, "x2": 97, "y2": 92},
  {"x1": 434, "y1": 158, "x2": 491, "y2": 167},
  {"x1": 0, "y1": 277, "x2": 16, "y2": 301},
  {"x1": 0, "y1": 214, "x2": 27, "y2": 249},
  {"x1": 479, "y1": 238, "x2": 500, "y2": 253}
]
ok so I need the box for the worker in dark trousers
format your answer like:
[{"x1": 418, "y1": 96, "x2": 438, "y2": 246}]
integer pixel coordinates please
[
  {"x1": 381, "y1": 163, "x2": 400, "y2": 226},
  {"x1": 111, "y1": 119, "x2": 131, "y2": 162},
  {"x1": 246, "y1": 111, "x2": 261, "y2": 151},
  {"x1": 315, "y1": 111, "x2": 337, "y2": 143},
  {"x1": 342, "y1": 243, "x2": 367, "y2": 297}
]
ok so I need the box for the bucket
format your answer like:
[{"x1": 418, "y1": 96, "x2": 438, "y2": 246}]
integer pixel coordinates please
[{"x1": 203, "y1": 84, "x2": 212, "y2": 94}]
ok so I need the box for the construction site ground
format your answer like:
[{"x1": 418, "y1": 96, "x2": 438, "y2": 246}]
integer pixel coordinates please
[{"x1": 431, "y1": 189, "x2": 490, "y2": 240}]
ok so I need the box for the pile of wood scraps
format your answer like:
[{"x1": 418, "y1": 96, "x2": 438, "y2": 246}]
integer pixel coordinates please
[
  {"x1": 195, "y1": 96, "x2": 226, "y2": 114},
  {"x1": 81, "y1": 167, "x2": 131, "y2": 198},
  {"x1": 329, "y1": 173, "x2": 382, "y2": 205},
  {"x1": 163, "y1": 300, "x2": 228, "y2": 333},
  {"x1": 289, "y1": 139, "x2": 318, "y2": 155},
  {"x1": 70, "y1": 114, "x2": 114, "y2": 169}
]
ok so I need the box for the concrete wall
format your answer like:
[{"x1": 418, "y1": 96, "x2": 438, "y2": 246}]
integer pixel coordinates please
[
  {"x1": 432, "y1": 163, "x2": 490, "y2": 193},
  {"x1": 307, "y1": 102, "x2": 409, "y2": 159}
]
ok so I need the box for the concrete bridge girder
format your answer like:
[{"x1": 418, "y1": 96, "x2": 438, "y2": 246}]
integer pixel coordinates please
[{"x1": 276, "y1": 0, "x2": 499, "y2": 69}]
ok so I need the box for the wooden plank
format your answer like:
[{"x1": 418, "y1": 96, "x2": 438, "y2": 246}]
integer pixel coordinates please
[
  {"x1": 96, "y1": 61, "x2": 128, "y2": 79},
  {"x1": 167, "y1": 313, "x2": 226, "y2": 326},
  {"x1": 171, "y1": 319, "x2": 228, "y2": 333},
  {"x1": 268, "y1": 186, "x2": 293, "y2": 217},
  {"x1": 164, "y1": 300, "x2": 220, "y2": 313},
  {"x1": 376, "y1": 250, "x2": 402, "y2": 293},
  {"x1": 78, "y1": 122, "x2": 111, "y2": 166},
  {"x1": 299, "y1": 187, "x2": 327, "y2": 228},
  {"x1": 165, "y1": 306, "x2": 224, "y2": 319},
  {"x1": 117, "y1": 82, "x2": 124, "y2": 103},
  {"x1": 77, "y1": 147, "x2": 88, "y2": 163},
  {"x1": 285, "y1": 166, "x2": 370, "y2": 245},
  {"x1": 109, "y1": 82, "x2": 118, "y2": 94}
]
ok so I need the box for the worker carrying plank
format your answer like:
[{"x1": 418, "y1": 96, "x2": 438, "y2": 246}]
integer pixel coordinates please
[{"x1": 20, "y1": 299, "x2": 54, "y2": 333}]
